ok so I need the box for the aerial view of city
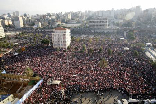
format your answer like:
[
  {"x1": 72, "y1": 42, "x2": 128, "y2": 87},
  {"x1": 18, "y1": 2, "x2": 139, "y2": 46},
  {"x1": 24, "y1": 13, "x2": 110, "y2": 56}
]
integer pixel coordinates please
[{"x1": 0, "y1": 0, "x2": 156, "y2": 104}]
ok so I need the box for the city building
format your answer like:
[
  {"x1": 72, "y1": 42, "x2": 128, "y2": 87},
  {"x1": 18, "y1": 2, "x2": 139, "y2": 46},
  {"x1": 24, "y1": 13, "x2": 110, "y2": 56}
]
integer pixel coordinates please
[
  {"x1": 13, "y1": 16, "x2": 23, "y2": 28},
  {"x1": 62, "y1": 23, "x2": 81, "y2": 28},
  {"x1": 34, "y1": 21, "x2": 41, "y2": 28},
  {"x1": 1, "y1": 19, "x2": 12, "y2": 27},
  {"x1": 0, "y1": 20, "x2": 5, "y2": 38},
  {"x1": 88, "y1": 18, "x2": 108, "y2": 29},
  {"x1": 13, "y1": 11, "x2": 19, "y2": 17},
  {"x1": 52, "y1": 27, "x2": 71, "y2": 49}
]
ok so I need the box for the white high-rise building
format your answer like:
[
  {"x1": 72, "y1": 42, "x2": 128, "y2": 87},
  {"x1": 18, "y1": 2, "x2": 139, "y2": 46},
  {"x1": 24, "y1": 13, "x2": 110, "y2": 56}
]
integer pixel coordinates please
[
  {"x1": 52, "y1": 27, "x2": 71, "y2": 49},
  {"x1": 14, "y1": 16, "x2": 23, "y2": 28},
  {"x1": 13, "y1": 11, "x2": 19, "y2": 17},
  {"x1": 0, "y1": 20, "x2": 5, "y2": 38}
]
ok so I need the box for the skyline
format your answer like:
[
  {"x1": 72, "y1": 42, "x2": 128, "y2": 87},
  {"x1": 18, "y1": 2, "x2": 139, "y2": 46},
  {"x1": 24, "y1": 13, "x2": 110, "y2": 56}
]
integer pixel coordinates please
[{"x1": 0, "y1": 0, "x2": 156, "y2": 15}]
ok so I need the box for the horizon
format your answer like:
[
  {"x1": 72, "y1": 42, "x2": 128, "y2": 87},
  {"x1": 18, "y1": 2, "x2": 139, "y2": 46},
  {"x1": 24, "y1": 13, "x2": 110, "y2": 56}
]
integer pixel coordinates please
[{"x1": 0, "y1": 0, "x2": 156, "y2": 15}]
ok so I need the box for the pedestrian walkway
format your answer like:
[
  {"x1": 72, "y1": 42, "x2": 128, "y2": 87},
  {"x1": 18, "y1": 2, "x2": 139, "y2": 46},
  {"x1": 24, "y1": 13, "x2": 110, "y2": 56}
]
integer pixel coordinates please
[{"x1": 71, "y1": 90, "x2": 128, "y2": 104}]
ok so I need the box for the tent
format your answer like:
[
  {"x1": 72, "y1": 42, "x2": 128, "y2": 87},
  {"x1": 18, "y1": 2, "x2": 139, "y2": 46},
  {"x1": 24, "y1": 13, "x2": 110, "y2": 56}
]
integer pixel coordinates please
[
  {"x1": 120, "y1": 38, "x2": 124, "y2": 40},
  {"x1": 146, "y1": 43, "x2": 152, "y2": 47},
  {"x1": 1, "y1": 70, "x2": 6, "y2": 74},
  {"x1": 47, "y1": 79, "x2": 61, "y2": 85},
  {"x1": 52, "y1": 80, "x2": 61, "y2": 85},
  {"x1": 128, "y1": 98, "x2": 139, "y2": 103},
  {"x1": 122, "y1": 99, "x2": 128, "y2": 104},
  {"x1": 124, "y1": 47, "x2": 129, "y2": 51},
  {"x1": 14, "y1": 53, "x2": 19, "y2": 56},
  {"x1": 73, "y1": 75, "x2": 77, "y2": 77}
]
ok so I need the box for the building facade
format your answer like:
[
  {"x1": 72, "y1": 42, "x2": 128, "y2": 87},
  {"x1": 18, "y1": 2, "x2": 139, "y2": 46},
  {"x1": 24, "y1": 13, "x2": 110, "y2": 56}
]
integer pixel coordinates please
[
  {"x1": 35, "y1": 21, "x2": 41, "y2": 28},
  {"x1": 13, "y1": 11, "x2": 19, "y2": 17},
  {"x1": 52, "y1": 27, "x2": 71, "y2": 49},
  {"x1": 0, "y1": 20, "x2": 5, "y2": 38},
  {"x1": 14, "y1": 16, "x2": 23, "y2": 28},
  {"x1": 88, "y1": 18, "x2": 108, "y2": 29}
]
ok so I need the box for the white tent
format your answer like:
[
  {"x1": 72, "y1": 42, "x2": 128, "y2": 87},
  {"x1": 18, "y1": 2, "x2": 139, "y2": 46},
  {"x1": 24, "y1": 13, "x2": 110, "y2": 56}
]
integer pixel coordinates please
[
  {"x1": 150, "y1": 99, "x2": 156, "y2": 103},
  {"x1": 1, "y1": 70, "x2": 6, "y2": 74},
  {"x1": 14, "y1": 53, "x2": 19, "y2": 56},
  {"x1": 128, "y1": 98, "x2": 139, "y2": 102},
  {"x1": 122, "y1": 99, "x2": 128, "y2": 104},
  {"x1": 73, "y1": 75, "x2": 77, "y2": 77},
  {"x1": 146, "y1": 43, "x2": 152, "y2": 47},
  {"x1": 47, "y1": 79, "x2": 61, "y2": 85},
  {"x1": 120, "y1": 38, "x2": 124, "y2": 40},
  {"x1": 52, "y1": 80, "x2": 61, "y2": 85},
  {"x1": 124, "y1": 47, "x2": 129, "y2": 51}
]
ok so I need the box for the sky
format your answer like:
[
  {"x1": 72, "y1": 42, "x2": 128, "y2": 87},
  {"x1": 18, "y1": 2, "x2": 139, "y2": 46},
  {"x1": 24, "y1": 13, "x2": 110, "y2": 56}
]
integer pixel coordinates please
[{"x1": 0, "y1": 0, "x2": 156, "y2": 15}]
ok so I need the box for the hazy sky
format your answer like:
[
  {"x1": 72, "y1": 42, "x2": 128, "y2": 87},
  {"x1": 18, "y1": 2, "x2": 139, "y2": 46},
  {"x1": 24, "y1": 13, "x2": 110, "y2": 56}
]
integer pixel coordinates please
[{"x1": 0, "y1": 0, "x2": 156, "y2": 14}]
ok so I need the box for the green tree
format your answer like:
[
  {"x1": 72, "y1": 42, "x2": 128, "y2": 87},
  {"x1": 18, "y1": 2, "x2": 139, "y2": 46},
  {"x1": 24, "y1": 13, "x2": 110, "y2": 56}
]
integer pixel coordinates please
[
  {"x1": 135, "y1": 43, "x2": 145, "y2": 47},
  {"x1": 134, "y1": 50, "x2": 139, "y2": 56},
  {"x1": 2, "y1": 43, "x2": 7, "y2": 48},
  {"x1": 41, "y1": 39, "x2": 50, "y2": 45},
  {"x1": 56, "y1": 47, "x2": 59, "y2": 51},
  {"x1": 99, "y1": 47, "x2": 103, "y2": 53},
  {"x1": 108, "y1": 48, "x2": 112, "y2": 56},
  {"x1": 94, "y1": 37, "x2": 99, "y2": 42},
  {"x1": 71, "y1": 36, "x2": 75, "y2": 41},
  {"x1": 127, "y1": 32, "x2": 135, "y2": 41},
  {"x1": 25, "y1": 67, "x2": 34, "y2": 77},
  {"x1": 118, "y1": 52, "x2": 122, "y2": 56},
  {"x1": 81, "y1": 44, "x2": 86, "y2": 53},
  {"x1": 151, "y1": 61, "x2": 156, "y2": 69},
  {"x1": 89, "y1": 38, "x2": 92, "y2": 43},
  {"x1": 98, "y1": 58, "x2": 108, "y2": 68},
  {"x1": 88, "y1": 48, "x2": 93, "y2": 54},
  {"x1": 75, "y1": 37, "x2": 80, "y2": 42},
  {"x1": 67, "y1": 46, "x2": 71, "y2": 50}
]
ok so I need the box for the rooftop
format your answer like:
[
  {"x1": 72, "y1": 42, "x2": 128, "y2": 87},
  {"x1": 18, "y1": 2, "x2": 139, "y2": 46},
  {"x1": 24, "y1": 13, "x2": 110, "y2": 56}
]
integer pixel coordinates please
[{"x1": 55, "y1": 27, "x2": 67, "y2": 30}]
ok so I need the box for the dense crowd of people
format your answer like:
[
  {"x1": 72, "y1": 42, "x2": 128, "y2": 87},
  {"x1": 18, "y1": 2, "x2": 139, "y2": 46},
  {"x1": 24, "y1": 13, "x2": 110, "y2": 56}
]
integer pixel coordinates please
[{"x1": 2, "y1": 37, "x2": 156, "y2": 103}]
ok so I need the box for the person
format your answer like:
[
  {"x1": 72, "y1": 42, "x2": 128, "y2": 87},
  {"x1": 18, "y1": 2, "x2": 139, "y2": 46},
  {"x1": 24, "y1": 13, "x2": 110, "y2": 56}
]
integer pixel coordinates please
[{"x1": 2, "y1": 36, "x2": 155, "y2": 103}]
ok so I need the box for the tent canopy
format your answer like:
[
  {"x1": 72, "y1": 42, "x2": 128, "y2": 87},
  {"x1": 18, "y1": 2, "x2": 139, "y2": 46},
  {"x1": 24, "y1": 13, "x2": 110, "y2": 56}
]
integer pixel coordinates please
[
  {"x1": 14, "y1": 53, "x2": 19, "y2": 56},
  {"x1": 1, "y1": 70, "x2": 6, "y2": 74},
  {"x1": 52, "y1": 80, "x2": 61, "y2": 85},
  {"x1": 124, "y1": 47, "x2": 129, "y2": 50}
]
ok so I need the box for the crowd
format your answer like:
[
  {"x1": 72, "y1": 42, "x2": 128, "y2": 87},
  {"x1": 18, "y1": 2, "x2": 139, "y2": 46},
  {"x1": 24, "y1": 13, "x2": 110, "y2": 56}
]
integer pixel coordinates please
[{"x1": 2, "y1": 37, "x2": 156, "y2": 103}]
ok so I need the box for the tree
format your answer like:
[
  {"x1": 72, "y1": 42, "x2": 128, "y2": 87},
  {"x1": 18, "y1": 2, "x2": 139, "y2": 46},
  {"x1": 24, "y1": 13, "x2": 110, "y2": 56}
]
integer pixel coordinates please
[
  {"x1": 56, "y1": 47, "x2": 59, "y2": 51},
  {"x1": 89, "y1": 38, "x2": 92, "y2": 43},
  {"x1": 98, "y1": 58, "x2": 108, "y2": 68},
  {"x1": 57, "y1": 24, "x2": 61, "y2": 27},
  {"x1": 33, "y1": 37, "x2": 37, "y2": 44},
  {"x1": 127, "y1": 32, "x2": 135, "y2": 41},
  {"x1": 67, "y1": 46, "x2": 71, "y2": 50},
  {"x1": 151, "y1": 61, "x2": 156, "y2": 69},
  {"x1": 118, "y1": 52, "x2": 122, "y2": 56},
  {"x1": 88, "y1": 48, "x2": 93, "y2": 54},
  {"x1": 108, "y1": 48, "x2": 112, "y2": 56},
  {"x1": 96, "y1": 38, "x2": 99, "y2": 42},
  {"x1": 81, "y1": 44, "x2": 86, "y2": 53},
  {"x1": 135, "y1": 43, "x2": 145, "y2": 47},
  {"x1": 41, "y1": 39, "x2": 50, "y2": 46},
  {"x1": 71, "y1": 36, "x2": 75, "y2": 41},
  {"x1": 99, "y1": 47, "x2": 103, "y2": 53},
  {"x1": 134, "y1": 50, "x2": 139, "y2": 56},
  {"x1": 75, "y1": 37, "x2": 80, "y2": 42},
  {"x1": 25, "y1": 67, "x2": 34, "y2": 77}
]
